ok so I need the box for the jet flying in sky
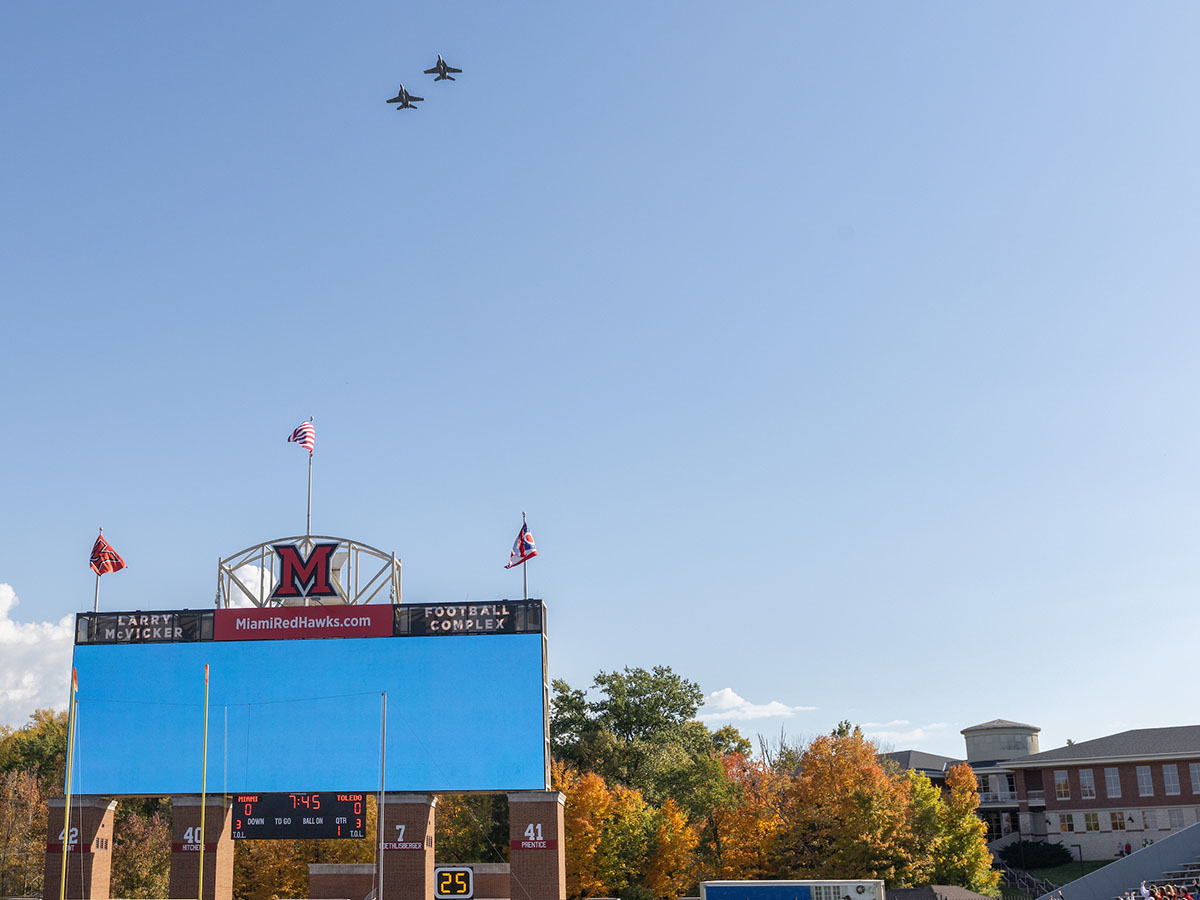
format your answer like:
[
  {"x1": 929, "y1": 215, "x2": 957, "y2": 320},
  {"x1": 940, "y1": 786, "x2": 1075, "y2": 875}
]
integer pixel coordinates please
[
  {"x1": 424, "y1": 54, "x2": 462, "y2": 81},
  {"x1": 385, "y1": 84, "x2": 424, "y2": 109}
]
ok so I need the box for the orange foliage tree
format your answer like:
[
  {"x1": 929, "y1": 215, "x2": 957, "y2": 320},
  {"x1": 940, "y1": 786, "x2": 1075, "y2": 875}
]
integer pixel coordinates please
[
  {"x1": 775, "y1": 725, "x2": 916, "y2": 884},
  {"x1": 700, "y1": 752, "x2": 787, "y2": 881}
]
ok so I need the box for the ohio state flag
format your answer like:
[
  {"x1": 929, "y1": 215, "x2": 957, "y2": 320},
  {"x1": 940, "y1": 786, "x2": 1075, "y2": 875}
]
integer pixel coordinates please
[
  {"x1": 505, "y1": 521, "x2": 538, "y2": 569},
  {"x1": 90, "y1": 533, "x2": 126, "y2": 576}
]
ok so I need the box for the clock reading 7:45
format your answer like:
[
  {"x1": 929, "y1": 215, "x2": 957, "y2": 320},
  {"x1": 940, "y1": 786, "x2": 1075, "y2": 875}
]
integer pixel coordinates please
[{"x1": 435, "y1": 867, "x2": 473, "y2": 900}]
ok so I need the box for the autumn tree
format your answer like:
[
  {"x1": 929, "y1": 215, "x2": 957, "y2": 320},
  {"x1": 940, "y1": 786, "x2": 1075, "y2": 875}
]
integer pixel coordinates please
[
  {"x1": 896, "y1": 769, "x2": 942, "y2": 887},
  {"x1": 774, "y1": 725, "x2": 915, "y2": 884},
  {"x1": 111, "y1": 808, "x2": 170, "y2": 898},
  {"x1": 554, "y1": 760, "x2": 671, "y2": 900},
  {"x1": 644, "y1": 799, "x2": 698, "y2": 900},
  {"x1": 0, "y1": 769, "x2": 45, "y2": 898},
  {"x1": 555, "y1": 761, "x2": 615, "y2": 900},
  {"x1": 699, "y1": 752, "x2": 787, "y2": 882},
  {"x1": 931, "y1": 764, "x2": 999, "y2": 896}
]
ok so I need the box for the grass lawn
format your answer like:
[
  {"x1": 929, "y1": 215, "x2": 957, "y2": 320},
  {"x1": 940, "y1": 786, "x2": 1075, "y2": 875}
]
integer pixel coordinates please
[{"x1": 1027, "y1": 858, "x2": 1114, "y2": 885}]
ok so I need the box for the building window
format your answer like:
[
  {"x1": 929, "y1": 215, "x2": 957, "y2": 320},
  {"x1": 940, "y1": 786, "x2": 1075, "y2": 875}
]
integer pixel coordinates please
[
  {"x1": 1060, "y1": 813, "x2": 1075, "y2": 833},
  {"x1": 1106, "y1": 767, "x2": 1122, "y2": 798},
  {"x1": 1169, "y1": 809, "x2": 1186, "y2": 829},
  {"x1": 1110, "y1": 812, "x2": 1126, "y2": 831},
  {"x1": 1191, "y1": 763, "x2": 1200, "y2": 794},
  {"x1": 1138, "y1": 766, "x2": 1154, "y2": 797},
  {"x1": 1164, "y1": 765, "x2": 1181, "y2": 796},
  {"x1": 1145, "y1": 810, "x2": 1157, "y2": 830},
  {"x1": 1080, "y1": 769, "x2": 1097, "y2": 799},
  {"x1": 1055, "y1": 770, "x2": 1071, "y2": 800},
  {"x1": 813, "y1": 888, "x2": 843, "y2": 900},
  {"x1": 1084, "y1": 812, "x2": 1100, "y2": 832}
]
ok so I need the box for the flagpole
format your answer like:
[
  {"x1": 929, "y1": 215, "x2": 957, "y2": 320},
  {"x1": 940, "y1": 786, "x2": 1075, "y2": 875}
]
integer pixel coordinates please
[
  {"x1": 199, "y1": 664, "x2": 210, "y2": 900},
  {"x1": 306, "y1": 449, "x2": 313, "y2": 538},
  {"x1": 378, "y1": 691, "x2": 387, "y2": 900},
  {"x1": 522, "y1": 512, "x2": 528, "y2": 600},
  {"x1": 59, "y1": 669, "x2": 78, "y2": 900},
  {"x1": 93, "y1": 527, "x2": 102, "y2": 613}
]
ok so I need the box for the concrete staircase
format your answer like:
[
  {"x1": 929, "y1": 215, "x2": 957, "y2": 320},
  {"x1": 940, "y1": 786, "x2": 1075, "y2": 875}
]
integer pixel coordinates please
[{"x1": 1035, "y1": 821, "x2": 1200, "y2": 900}]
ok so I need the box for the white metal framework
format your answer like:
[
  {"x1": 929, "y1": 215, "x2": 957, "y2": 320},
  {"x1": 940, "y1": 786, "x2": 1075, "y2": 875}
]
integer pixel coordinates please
[{"x1": 216, "y1": 535, "x2": 401, "y2": 608}]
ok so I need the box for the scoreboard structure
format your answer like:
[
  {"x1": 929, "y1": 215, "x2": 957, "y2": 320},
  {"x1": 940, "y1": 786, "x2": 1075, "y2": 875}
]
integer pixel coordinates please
[
  {"x1": 69, "y1": 599, "x2": 549, "y2": 796},
  {"x1": 47, "y1": 536, "x2": 565, "y2": 900}
]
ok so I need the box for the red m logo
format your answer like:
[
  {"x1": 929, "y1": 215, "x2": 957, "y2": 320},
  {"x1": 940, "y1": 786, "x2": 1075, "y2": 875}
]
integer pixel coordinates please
[{"x1": 270, "y1": 543, "x2": 339, "y2": 599}]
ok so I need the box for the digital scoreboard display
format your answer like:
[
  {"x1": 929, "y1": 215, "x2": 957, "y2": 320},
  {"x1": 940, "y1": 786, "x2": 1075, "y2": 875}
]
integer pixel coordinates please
[
  {"x1": 435, "y1": 867, "x2": 474, "y2": 899},
  {"x1": 231, "y1": 793, "x2": 366, "y2": 840}
]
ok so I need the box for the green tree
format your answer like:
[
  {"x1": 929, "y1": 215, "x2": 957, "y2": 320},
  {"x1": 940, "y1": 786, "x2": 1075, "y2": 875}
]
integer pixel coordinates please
[
  {"x1": 0, "y1": 708, "x2": 68, "y2": 796},
  {"x1": 931, "y1": 764, "x2": 999, "y2": 896},
  {"x1": 436, "y1": 794, "x2": 509, "y2": 863},
  {"x1": 551, "y1": 666, "x2": 744, "y2": 810}
]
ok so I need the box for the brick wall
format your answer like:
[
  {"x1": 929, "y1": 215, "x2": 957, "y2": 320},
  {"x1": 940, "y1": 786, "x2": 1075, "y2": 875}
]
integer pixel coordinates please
[
  {"x1": 508, "y1": 792, "x2": 564, "y2": 900},
  {"x1": 42, "y1": 797, "x2": 117, "y2": 900},
  {"x1": 168, "y1": 796, "x2": 233, "y2": 900}
]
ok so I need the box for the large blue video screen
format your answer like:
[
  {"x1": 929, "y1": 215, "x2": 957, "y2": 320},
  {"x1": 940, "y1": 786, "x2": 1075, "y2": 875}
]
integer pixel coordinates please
[{"x1": 70, "y1": 627, "x2": 547, "y2": 796}]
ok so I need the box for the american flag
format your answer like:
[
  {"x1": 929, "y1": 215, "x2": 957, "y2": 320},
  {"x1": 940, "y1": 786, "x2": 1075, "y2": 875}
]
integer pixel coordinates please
[
  {"x1": 90, "y1": 533, "x2": 126, "y2": 576},
  {"x1": 288, "y1": 419, "x2": 315, "y2": 455}
]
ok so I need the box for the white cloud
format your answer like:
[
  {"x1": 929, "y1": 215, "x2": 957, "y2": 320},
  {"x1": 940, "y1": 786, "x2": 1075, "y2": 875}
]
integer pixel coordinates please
[
  {"x1": 0, "y1": 584, "x2": 75, "y2": 728},
  {"x1": 698, "y1": 687, "x2": 816, "y2": 722},
  {"x1": 225, "y1": 563, "x2": 276, "y2": 608},
  {"x1": 861, "y1": 720, "x2": 952, "y2": 747}
]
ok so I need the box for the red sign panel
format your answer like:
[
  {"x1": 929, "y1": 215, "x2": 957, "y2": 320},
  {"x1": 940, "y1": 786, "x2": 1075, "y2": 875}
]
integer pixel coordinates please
[
  {"x1": 213, "y1": 606, "x2": 393, "y2": 641},
  {"x1": 510, "y1": 839, "x2": 558, "y2": 850},
  {"x1": 381, "y1": 841, "x2": 426, "y2": 851}
]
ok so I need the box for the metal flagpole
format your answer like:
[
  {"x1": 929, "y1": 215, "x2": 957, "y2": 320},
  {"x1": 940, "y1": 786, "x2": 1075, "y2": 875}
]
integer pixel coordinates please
[
  {"x1": 199, "y1": 665, "x2": 210, "y2": 900},
  {"x1": 59, "y1": 669, "x2": 78, "y2": 900},
  {"x1": 306, "y1": 417, "x2": 314, "y2": 537},
  {"x1": 93, "y1": 527, "x2": 102, "y2": 613},
  {"x1": 522, "y1": 512, "x2": 528, "y2": 601},
  {"x1": 378, "y1": 691, "x2": 387, "y2": 900}
]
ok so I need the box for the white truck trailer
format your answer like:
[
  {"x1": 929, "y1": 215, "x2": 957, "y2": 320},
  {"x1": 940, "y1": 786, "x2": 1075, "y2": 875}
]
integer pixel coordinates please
[{"x1": 701, "y1": 880, "x2": 886, "y2": 900}]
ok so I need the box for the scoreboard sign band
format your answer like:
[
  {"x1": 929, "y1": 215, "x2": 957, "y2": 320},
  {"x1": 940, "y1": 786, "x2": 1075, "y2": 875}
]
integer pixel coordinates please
[
  {"x1": 75, "y1": 611, "x2": 213, "y2": 645},
  {"x1": 394, "y1": 600, "x2": 543, "y2": 636},
  {"x1": 213, "y1": 606, "x2": 393, "y2": 641},
  {"x1": 75, "y1": 601, "x2": 546, "y2": 645}
]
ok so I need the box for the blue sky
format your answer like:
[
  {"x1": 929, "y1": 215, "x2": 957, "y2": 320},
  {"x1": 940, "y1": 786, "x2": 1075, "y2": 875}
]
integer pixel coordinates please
[{"x1": 3, "y1": 2, "x2": 1200, "y2": 761}]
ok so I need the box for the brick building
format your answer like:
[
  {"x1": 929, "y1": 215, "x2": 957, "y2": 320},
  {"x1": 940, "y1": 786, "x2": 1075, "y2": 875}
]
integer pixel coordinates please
[
  {"x1": 890, "y1": 720, "x2": 1200, "y2": 860},
  {"x1": 1004, "y1": 725, "x2": 1200, "y2": 860}
]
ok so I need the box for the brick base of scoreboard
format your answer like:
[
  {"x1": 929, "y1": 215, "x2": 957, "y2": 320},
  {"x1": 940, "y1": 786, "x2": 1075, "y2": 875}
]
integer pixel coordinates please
[
  {"x1": 42, "y1": 797, "x2": 117, "y2": 900},
  {"x1": 168, "y1": 796, "x2": 234, "y2": 900},
  {"x1": 508, "y1": 792, "x2": 566, "y2": 900}
]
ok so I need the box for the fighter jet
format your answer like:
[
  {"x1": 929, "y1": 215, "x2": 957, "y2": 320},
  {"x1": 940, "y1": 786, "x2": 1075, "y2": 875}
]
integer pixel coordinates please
[
  {"x1": 423, "y1": 54, "x2": 462, "y2": 81},
  {"x1": 385, "y1": 84, "x2": 424, "y2": 109}
]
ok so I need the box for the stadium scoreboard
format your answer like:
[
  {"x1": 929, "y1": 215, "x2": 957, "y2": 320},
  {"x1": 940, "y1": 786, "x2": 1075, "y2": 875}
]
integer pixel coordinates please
[{"x1": 231, "y1": 793, "x2": 366, "y2": 840}]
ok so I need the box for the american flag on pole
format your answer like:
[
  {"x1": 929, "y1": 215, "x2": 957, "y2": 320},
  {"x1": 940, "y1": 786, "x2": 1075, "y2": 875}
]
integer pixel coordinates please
[
  {"x1": 90, "y1": 533, "x2": 126, "y2": 576},
  {"x1": 288, "y1": 419, "x2": 315, "y2": 455},
  {"x1": 504, "y1": 521, "x2": 538, "y2": 569}
]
